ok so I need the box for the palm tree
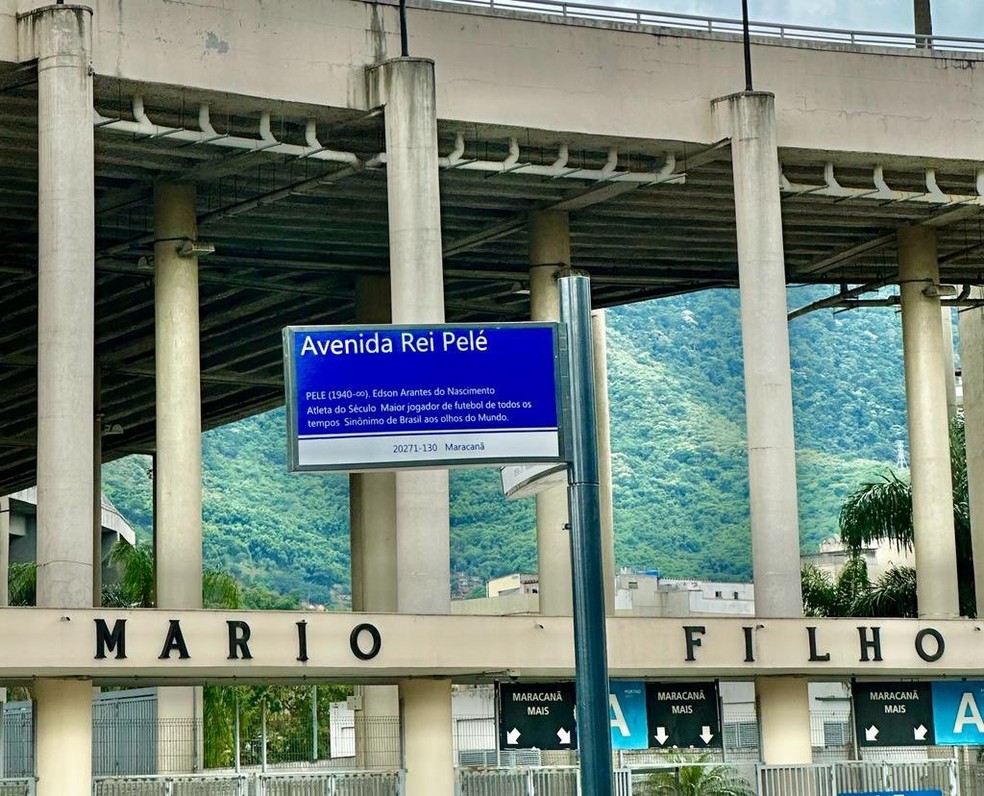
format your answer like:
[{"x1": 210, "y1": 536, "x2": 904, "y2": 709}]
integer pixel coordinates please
[
  {"x1": 8, "y1": 561, "x2": 36, "y2": 606},
  {"x1": 647, "y1": 752, "x2": 755, "y2": 796},
  {"x1": 853, "y1": 564, "x2": 917, "y2": 618},
  {"x1": 801, "y1": 555, "x2": 871, "y2": 617},
  {"x1": 801, "y1": 556, "x2": 916, "y2": 618},
  {"x1": 837, "y1": 415, "x2": 973, "y2": 617},
  {"x1": 103, "y1": 539, "x2": 243, "y2": 610},
  {"x1": 106, "y1": 540, "x2": 155, "y2": 607}
]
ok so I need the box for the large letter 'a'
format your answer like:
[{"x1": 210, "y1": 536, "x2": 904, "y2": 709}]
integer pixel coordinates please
[{"x1": 159, "y1": 619, "x2": 191, "y2": 659}]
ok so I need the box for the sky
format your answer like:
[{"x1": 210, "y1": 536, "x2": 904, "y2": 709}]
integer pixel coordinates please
[{"x1": 618, "y1": 1, "x2": 984, "y2": 40}]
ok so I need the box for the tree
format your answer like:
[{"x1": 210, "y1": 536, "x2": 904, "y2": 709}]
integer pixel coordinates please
[
  {"x1": 801, "y1": 555, "x2": 870, "y2": 617},
  {"x1": 647, "y1": 752, "x2": 755, "y2": 796},
  {"x1": 8, "y1": 561, "x2": 35, "y2": 606},
  {"x1": 103, "y1": 539, "x2": 243, "y2": 610},
  {"x1": 106, "y1": 540, "x2": 155, "y2": 607},
  {"x1": 853, "y1": 564, "x2": 917, "y2": 618},
  {"x1": 837, "y1": 415, "x2": 973, "y2": 617},
  {"x1": 801, "y1": 557, "x2": 916, "y2": 618}
]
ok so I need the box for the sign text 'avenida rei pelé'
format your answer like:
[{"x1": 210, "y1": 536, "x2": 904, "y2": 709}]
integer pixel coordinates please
[{"x1": 283, "y1": 324, "x2": 563, "y2": 471}]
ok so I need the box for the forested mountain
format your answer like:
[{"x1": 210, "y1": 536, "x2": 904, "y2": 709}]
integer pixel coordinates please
[{"x1": 102, "y1": 287, "x2": 916, "y2": 605}]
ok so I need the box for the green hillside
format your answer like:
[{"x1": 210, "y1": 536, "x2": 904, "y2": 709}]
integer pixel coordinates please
[
  {"x1": 102, "y1": 287, "x2": 911, "y2": 605},
  {"x1": 605, "y1": 288, "x2": 896, "y2": 580}
]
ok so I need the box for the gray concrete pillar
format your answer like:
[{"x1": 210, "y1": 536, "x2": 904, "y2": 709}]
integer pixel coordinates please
[
  {"x1": 34, "y1": 5, "x2": 95, "y2": 611},
  {"x1": 29, "y1": 6, "x2": 95, "y2": 792},
  {"x1": 942, "y1": 307, "x2": 958, "y2": 421},
  {"x1": 350, "y1": 472, "x2": 398, "y2": 612},
  {"x1": 898, "y1": 226, "x2": 959, "y2": 619},
  {"x1": 757, "y1": 679, "x2": 812, "y2": 764},
  {"x1": 372, "y1": 58, "x2": 450, "y2": 615},
  {"x1": 0, "y1": 496, "x2": 8, "y2": 608},
  {"x1": 154, "y1": 182, "x2": 204, "y2": 773},
  {"x1": 154, "y1": 182, "x2": 203, "y2": 610},
  {"x1": 713, "y1": 91, "x2": 809, "y2": 764},
  {"x1": 529, "y1": 211, "x2": 573, "y2": 616},
  {"x1": 401, "y1": 680, "x2": 454, "y2": 794},
  {"x1": 350, "y1": 275, "x2": 400, "y2": 767},
  {"x1": 0, "y1": 496, "x2": 6, "y2": 711},
  {"x1": 370, "y1": 57, "x2": 451, "y2": 794},
  {"x1": 592, "y1": 310, "x2": 616, "y2": 614},
  {"x1": 714, "y1": 92, "x2": 802, "y2": 619},
  {"x1": 35, "y1": 679, "x2": 92, "y2": 793},
  {"x1": 93, "y1": 368, "x2": 102, "y2": 606},
  {"x1": 962, "y1": 288, "x2": 984, "y2": 614},
  {"x1": 350, "y1": 275, "x2": 398, "y2": 616}
]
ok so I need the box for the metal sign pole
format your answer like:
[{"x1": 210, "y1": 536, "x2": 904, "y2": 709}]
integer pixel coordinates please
[{"x1": 559, "y1": 274, "x2": 613, "y2": 796}]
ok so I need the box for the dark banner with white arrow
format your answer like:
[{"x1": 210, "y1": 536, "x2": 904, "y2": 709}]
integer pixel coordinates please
[
  {"x1": 498, "y1": 682, "x2": 577, "y2": 750},
  {"x1": 645, "y1": 681, "x2": 722, "y2": 749},
  {"x1": 853, "y1": 681, "x2": 935, "y2": 747}
]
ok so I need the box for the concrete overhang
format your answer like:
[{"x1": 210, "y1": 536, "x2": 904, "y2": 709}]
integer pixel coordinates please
[
  {"x1": 8, "y1": 488, "x2": 136, "y2": 546},
  {"x1": 3, "y1": 0, "x2": 984, "y2": 492}
]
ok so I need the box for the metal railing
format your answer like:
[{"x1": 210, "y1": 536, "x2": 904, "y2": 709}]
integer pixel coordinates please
[
  {"x1": 456, "y1": 759, "x2": 968, "y2": 795},
  {"x1": 67, "y1": 759, "x2": 984, "y2": 796},
  {"x1": 759, "y1": 759, "x2": 957, "y2": 796},
  {"x1": 958, "y1": 761, "x2": 984, "y2": 796},
  {"x1": 94, "y1": 771, "x2": 404, "y2": 796},
  {"x1": 427, "y1": 0, "x2": 984, "y2": 54},
  {"x1": 93, "y1": 773, "x2": 250, "y2": 796},
  {"x1": 0, "y1": 780, "x2": 33, "y2": 796},
  {"x1": 456, "y1": 766, "x2": 632, "y2": 795},
  {"x1": 255, "y1": 770, "x2": 404, "y2": 795}
]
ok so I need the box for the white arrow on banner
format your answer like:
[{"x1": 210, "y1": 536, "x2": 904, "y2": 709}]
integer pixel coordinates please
[
  {"x1": 557, "y1": 727, "x2": 572, "y2": 745},
  {"x1": 654, "y1": 727, "x2": 669, "y2": 746},
  {"x1": 700, "y1": 726, "x2": 714, "y2": 744},
  {"x1": 865, "y1": 725, "x2": 879, "y2": 742},
  {"x1": 914, "y1": 724, "x2": 928, "y2": 741},
  {"x1": 506, "y1": 728, "x2": 521, "y2": 745}
]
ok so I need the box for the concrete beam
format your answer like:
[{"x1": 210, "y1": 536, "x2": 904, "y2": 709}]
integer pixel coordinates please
[{"x1": 2, "y1": 610, "x2": 983, "y2": 681}]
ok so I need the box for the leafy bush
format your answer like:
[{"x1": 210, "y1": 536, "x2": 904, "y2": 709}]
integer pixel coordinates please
[{"x1": 646, "y1": 752, "x2": 755, "y2": 796}]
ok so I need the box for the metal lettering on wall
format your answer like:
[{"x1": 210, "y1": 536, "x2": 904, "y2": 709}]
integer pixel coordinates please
[{"x1": 5, "y1": 613, "x2": 984, "y2": 682}]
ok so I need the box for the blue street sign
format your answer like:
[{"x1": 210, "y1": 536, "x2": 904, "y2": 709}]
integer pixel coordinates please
[
  {"x1": 609, "y1": 681, "x2": 648, "y2": 750},
  {"x1": 283, "y1": 323, "x2": 563, "y2": 471},
  {"x1": 931, "y1": 680, "x2": 984, "y2": 745},
  {"x1": 838, "y1": 791, "x2": 941, "y2": 796}
]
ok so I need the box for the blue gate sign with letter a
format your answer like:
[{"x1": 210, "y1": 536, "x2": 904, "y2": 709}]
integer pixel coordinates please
[
  {"x1": 608, "y1": 681, "x2": 648, "y2": 750},
  {"x1": 931, "y1": 680, "x2": 984, "y2": 745}
]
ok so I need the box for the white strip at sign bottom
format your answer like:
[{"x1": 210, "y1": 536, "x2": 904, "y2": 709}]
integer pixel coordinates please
[{"x1": 298, "y1": 430, "x2": 560, "y2": 468}]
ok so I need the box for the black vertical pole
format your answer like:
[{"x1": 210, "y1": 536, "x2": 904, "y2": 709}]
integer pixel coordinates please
[
  {"x1": 400, "y1": 0, "x2": 410, "y2": 57},
  {"x1": 914, "y1": 0, "x2": 933, "y2": 49},
  {"x1": 742, "y1": 0, "x2": 753, "y2": 91},
  {"x1": 559, "y1": 274, "x2": 613, "y2": 796}
]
